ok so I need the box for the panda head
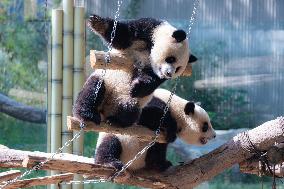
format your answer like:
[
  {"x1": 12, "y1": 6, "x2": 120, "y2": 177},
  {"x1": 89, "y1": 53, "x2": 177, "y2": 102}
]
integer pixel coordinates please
[
  {"x1": 178, "y1": 101, "x2": 216, "y2": 146},
  {"x1": 150, "y1": 22, "x2": 197, "y2": 79}
]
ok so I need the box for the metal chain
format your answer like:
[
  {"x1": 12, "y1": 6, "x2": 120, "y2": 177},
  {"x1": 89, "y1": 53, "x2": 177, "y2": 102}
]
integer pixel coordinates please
[{"x1": 187, "y1": 0, "x2": 199, "y2": 37}]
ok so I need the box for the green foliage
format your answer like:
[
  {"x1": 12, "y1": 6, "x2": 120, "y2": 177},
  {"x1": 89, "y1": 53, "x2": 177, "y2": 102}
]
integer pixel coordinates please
[{"x1": 0, "y1": 1, "x2": 47, "y2": 95}]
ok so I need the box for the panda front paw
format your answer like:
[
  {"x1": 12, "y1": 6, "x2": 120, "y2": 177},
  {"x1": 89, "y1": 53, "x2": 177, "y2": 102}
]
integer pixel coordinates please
[
  {"x1": 108, "y1": 160, "x2": 124, "y2": 171},
  {"x1": 160, "y1": 127, "x2": 177, "y2": 143},
  {"x1": 131, "y1": 76, "x2": 154, "y2": 97},
  {"x1": 165, "y1": 133, "x2": 177, "y2": 143}
]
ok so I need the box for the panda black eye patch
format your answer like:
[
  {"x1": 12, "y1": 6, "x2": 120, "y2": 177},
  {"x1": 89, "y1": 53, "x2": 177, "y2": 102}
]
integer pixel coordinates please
[
  {"x1": 202, "y1": 122, "x2": 209, "y2": 132},
  {"x1": 175, "y1": 66, "x2": 181, "y2": 73},
  {"x1": 165, "y1": 56, "x2": 176, "y2": 64}
]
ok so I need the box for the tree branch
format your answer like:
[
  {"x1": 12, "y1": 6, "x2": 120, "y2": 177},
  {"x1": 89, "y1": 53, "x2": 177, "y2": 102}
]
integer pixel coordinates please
[
  {"x1": 0, "y1": 93, "x2": 46, "y2": 124},
  {"x1": 0, "y1": 117, "x2": 283, "y2": 189}
]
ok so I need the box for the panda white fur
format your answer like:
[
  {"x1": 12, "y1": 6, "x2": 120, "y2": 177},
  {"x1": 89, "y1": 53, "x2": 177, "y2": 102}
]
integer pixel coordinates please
[
  {"x1": 95, "y1": 88, "x2": 216, "y2": 171},
  {"x1": 73, "y1": 15, "x2": 197, "y2": 127}
]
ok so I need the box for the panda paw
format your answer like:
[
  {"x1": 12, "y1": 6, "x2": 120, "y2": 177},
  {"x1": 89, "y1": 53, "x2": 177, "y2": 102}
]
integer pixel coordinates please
[
  {"x1": 160, "y1": 128, "x2": 177, "y2": 143},
  {"x1": 154, "y1": 160, "x2": 172, "y2": 172},
  {"x1": 108, "y1": 160, "x2": 124, "y2": 171},
  {"x1": 165, "y1": 133, "x2": 177, "y2": 143},
  {"x1": 131, "y1": 76, "x2": 154, "y2": 97}
]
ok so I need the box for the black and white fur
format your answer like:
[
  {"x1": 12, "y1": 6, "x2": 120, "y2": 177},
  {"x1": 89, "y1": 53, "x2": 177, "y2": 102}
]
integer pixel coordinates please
[
  {"x1": 73, "y1": 15, "x2": 197, "y2": 127},
  {"x1": 95, "y1": 89, "x2": 216, "y2": 171}
]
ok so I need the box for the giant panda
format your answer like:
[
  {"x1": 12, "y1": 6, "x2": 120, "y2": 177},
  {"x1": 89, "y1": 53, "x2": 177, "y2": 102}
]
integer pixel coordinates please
[
  {"x1": 73, "y1": 15, "x2": 197, "y2": 127},
  {"x1": 95, "y1": 88, "x2": 216, "y2": 172}
]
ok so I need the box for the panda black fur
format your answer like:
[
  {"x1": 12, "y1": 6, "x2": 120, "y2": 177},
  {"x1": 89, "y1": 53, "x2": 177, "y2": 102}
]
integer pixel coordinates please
[
  {"x1": 95, "y1": 88, "x2": 216, "y2": 171},
  {"x1": 73, "y1": 15, "x2": 197, "y2": 127}
]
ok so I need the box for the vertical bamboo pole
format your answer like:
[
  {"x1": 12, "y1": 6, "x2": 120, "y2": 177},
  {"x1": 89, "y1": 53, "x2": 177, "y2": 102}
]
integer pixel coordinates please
[
  {"x1": 47, "y1": 36, "x2": 52, "y2": 154},
  {"x1": 51, "y1": 9, "x2": 63, "y2": 189},
  {"x1": 62, "y1": 0, "x2": 74, "y2": 156},
  {"x1": 47, "y1": 33, "x2": 52, "y2": 189},
  {"x1": 62, "y1": 1, "x2": 74, "y2": 189},
  {"x1": 72, "y1": 6, "x2": 85, "y2": 189}
]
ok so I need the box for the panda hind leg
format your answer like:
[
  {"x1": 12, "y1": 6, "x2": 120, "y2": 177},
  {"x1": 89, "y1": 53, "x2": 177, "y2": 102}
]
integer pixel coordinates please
[
  {"x1": 73, "y1": 75, "x2": 105, "y2": 124},
  {"x1": 94, "y1": 134, "x2": 124, "y2": 171},
  {"x1": 145, "y1": 143, "x2": 172, "y2": 172}
]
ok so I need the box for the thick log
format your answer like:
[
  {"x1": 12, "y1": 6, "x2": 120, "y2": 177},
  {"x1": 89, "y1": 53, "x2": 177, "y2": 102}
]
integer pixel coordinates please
[
  {"x1": 67, "y1": 116, "x2": 166, "y2": 143},
  {"x1": 0, "y1": 93, "x2": 46, "y2": 124},
  {"x1": 0, "y1": 170, "x2": 21, "y2": 183},
  {"x1": 2, "y1": 173, "x2": 74, "y2": 189},
  {"x1": 90, "y1": 50, "x2": 193, "y2": 76},
  {"x1": 239, "y1": 142, "x2": 284, "y2": 177},
  {"x1": 0, "y1": 117, "x2": 283, "y2": 189},
  {"x1": 154, "y1": 117, "x2": 284, "y2": 188}
]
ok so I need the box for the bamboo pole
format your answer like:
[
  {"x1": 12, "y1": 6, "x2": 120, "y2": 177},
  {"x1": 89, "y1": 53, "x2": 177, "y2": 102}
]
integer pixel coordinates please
[
  {"x1": 72, "y1": 6, "x2": 86, "y2": 189},
  {"x1": 61, "y1": 1, "x2": 74, "y2": 189},
  {"x1": 47, "y1": 29, "x2": 52, "y2": 189},
  {"x1": 51, "y1": 9, "x2": 63, "y2": 188},
  {"x1": 62, "y1": 0, "x2": 74, "y2": 156},
  {"x1": 47, "y1": 36, "x2": 52, "y2": 154}
]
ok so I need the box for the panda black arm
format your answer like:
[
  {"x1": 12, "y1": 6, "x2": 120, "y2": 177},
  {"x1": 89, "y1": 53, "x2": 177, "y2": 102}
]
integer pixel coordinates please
[
  {"x1": 131, "y1": 67, "x2": 166, "y2": 97},
  {"x1": 72, "y1": 75, "x2": 105, "y2": 124},
  {"x1": 138, "y1": 106, "x2": 178, "y2": 143},
  {"x1": 88, "y1": 15, "x2": 133, "y2": 50}
]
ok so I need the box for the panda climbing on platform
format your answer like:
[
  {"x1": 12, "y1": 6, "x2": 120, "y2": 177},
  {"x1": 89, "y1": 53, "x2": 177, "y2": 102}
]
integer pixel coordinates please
[
  {"x1": 73, "y1": 15, "x2": 197, "y2": 127},
  {"x1": 95, "y1": 89, "x2": 216, "y2": 171}
]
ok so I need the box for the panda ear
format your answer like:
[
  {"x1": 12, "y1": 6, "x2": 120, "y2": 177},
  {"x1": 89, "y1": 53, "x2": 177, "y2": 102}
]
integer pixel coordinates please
[
  {"x1": 188, "y1": 54, "x2": 197, "y2": 64},
  {"x1": 184, "y1": 101, "x2": 195, "y2": 115},
  {"x1": 172, "y1": 30, "x2": 187, "y2": 42}
]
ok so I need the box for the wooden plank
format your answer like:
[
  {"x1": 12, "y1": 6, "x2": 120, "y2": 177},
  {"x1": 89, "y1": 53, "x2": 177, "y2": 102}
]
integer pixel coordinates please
[
  {"x1": 67, "y1": 116, "x2": 167, "y2": 143},
  {"x1": 3, "y1": 173, "x2": 74, "y2": 189},
  {"x1": 0, "y1": 170, "x2": 21, "y2": 182}
]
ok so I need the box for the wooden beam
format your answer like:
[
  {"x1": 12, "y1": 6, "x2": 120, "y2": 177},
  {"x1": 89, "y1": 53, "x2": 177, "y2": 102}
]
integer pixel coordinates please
[
  {"x1": 2, "y1": 173, "x2": 74, "y2": 189},
  {"x1": 90, "y1": 50, "x2": 193, "y2": 77},
  {"x1": 0, "y1": 170, "x2": 21, "y2": 183},
  {"x1": 67, "y1": 116, "x2": 167, "y2": 143}
]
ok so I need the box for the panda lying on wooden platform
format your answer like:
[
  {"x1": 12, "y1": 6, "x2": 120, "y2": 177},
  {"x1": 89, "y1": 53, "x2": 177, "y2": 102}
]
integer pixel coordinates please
[
  {"x1": 73, "y1": 15, "x2": 197, "y2": 128},
  {"x1": 95, "y1": 89, "x2": 216, "y2": 172}
]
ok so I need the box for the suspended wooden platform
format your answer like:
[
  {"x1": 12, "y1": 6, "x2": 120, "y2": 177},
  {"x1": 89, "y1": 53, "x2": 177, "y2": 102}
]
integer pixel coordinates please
[{"x1": 67, "y1": 116, "x2": 167, "y2": 143}]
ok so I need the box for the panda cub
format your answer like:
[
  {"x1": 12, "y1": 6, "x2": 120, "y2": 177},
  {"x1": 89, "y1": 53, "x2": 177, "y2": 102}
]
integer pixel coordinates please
[
  {"x1": 95, "y1": 88, "x2": 216, "y2": 171},
  {"x1": 73, "y1": 15, "x2": 197, "y2": 127}
]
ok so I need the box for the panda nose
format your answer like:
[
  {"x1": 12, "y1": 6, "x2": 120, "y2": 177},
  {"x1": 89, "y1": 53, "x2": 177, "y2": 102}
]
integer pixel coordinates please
[{"x1": 166, "y1": 70, "x2": 173, "y2": 78}]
